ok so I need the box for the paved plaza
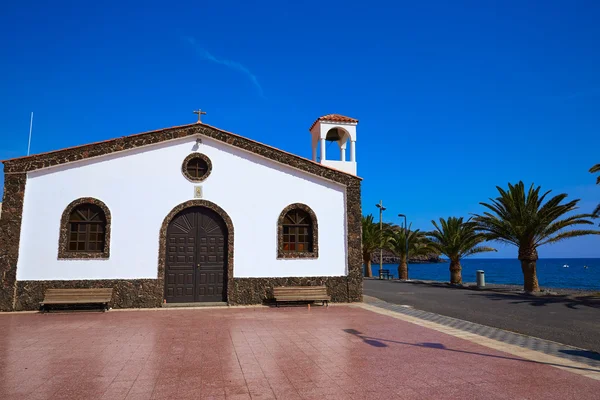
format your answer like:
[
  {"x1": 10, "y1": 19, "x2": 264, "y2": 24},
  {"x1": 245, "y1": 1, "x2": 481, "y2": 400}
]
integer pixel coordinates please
[{"x1": 0, "y1": 304, "x2": 599, "y2": 399}]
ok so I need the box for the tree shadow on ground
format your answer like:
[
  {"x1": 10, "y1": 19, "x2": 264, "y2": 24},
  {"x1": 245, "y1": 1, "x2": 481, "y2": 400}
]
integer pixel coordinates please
[
  {"x1": 342, "y1": 329, "x2": 600, "y2": 373},
  {"x1": 560, "y1": 349, "x2": 600, "y2": 363},
  {"x1": 343, "y1": 328, "x2": 388, "y2": 347},
  {"x1": 382, "y1": 279, "x2": 600, "y2": 310},
  {"x1": 377, "y1": 279, "x2": 518, "y2": 293},
  {"x1": 466, "y1": 291, "x2": 600, "y2": 310},
  {"x1": 380, "y1": 280, "x2": 600, "y2": 309}
]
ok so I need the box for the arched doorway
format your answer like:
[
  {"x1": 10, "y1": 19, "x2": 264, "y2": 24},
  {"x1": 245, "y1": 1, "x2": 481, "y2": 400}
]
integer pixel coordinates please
[{"x1": 165, "y1": 206, "x2": 227, "y2": 303}]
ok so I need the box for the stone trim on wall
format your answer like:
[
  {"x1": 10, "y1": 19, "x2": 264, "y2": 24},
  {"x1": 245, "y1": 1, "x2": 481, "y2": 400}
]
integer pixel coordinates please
[
  {"x1": 3, "y1": 123, "x2": 361, "y2": 188},
  {"x1": 229, "y1": 276, "x2": 361, "y2": 304},
  {"x1": 345, "y1": 178, "x2": 363, "y2": 302},
  {"x1": 181, "y1": 153, "x2": 212, "y2": 182},
  {"x1": 0, "y1": 173, "x2": 26, "y2": 311},
  {"x1": 276, "y1": 203, "x2": 319, "y2": 259},
  {"x1": 158, "y1": 200, "x2": 235, "y2": 303},
  {"x1": 57, "y1": 197, "x2": 112, "y2": 259},
  {"x1": 15, "y1": 279, "x2": 162, "y2": 310}
]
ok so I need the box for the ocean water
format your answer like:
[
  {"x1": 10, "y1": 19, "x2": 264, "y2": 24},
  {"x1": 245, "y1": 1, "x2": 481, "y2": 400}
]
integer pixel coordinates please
[{"x1": 366, "y1": 258, "x2": 600, "y2": 290}]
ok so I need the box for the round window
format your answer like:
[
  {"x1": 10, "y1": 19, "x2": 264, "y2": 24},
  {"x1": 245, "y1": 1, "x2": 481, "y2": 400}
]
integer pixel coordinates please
[{"x1": 182, "y1": 153, "x2": 212, "y2": 182}]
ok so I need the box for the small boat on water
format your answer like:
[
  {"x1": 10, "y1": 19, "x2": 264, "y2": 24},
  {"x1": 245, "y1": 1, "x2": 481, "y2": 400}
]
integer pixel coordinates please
[
  {"x1": 563, "y1": 264, "x2": 569, "y2": 268},
  {"x1": 584, "y1": 265, "x2": 589, "y2": 269}
]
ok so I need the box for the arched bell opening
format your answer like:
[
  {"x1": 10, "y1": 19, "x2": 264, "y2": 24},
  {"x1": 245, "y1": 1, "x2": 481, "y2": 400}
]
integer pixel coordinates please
[{"x1": 324, "y1": 127, "x2": 350, "y2": 161}]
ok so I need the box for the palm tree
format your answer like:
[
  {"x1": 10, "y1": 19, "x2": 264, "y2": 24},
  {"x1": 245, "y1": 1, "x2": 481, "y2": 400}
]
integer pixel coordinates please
[
  {"x1": 591, "y1": 164, "x2": 600, "y2": 218},
  {"x1": 591, "y1": 164, "x2": 600, "y2": 184},
  {"x1": 473, "y1": 182, "x2": 600, "y2": 292},
  {"x1": 427, "y1": 217, "x2": 496, "y2": 284},
  {"x1": 362, "y1": 214, "x2": 385, "y2": 277},
  {"x1": 385, "y1": 225, "x2": 433, "y2": 280}
]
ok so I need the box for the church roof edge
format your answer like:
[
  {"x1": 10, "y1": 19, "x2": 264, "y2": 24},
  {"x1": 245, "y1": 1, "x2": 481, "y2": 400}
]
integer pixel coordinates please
[{"x1": 2, "y1": 122, "x2": 362, "y2": 182}]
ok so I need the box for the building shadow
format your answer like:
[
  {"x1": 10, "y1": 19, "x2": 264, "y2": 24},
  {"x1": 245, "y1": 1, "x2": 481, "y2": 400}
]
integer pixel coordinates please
[{"x1": 342, "y1": 329, "x2": 600, "y2": 373}]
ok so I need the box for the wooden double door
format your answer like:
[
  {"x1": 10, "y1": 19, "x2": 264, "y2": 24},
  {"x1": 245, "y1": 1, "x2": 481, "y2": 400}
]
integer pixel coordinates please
[{"x1": 165, "y1": 207, "x2": 227, "y2": 303}]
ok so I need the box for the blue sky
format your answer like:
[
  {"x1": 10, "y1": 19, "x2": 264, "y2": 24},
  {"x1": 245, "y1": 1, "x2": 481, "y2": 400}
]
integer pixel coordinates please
[{"x1": 1, "y1": 1, "x2": 599, "y2": 257}]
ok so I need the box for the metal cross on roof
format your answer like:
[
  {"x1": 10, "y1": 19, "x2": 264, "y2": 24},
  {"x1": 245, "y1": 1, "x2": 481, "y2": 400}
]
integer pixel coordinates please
[{"x1": 193, "y1": 109, "x2": 207, "y2": 123}]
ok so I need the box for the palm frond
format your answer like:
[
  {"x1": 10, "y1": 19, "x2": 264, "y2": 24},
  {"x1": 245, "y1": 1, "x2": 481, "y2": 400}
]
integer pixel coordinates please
[
  {"x1": 385, "y1": 224, "x2": 433, "y2": 259},
  {"x1": 590, "y1": 164, "x2": 600, "y2": 220},
  {"x1": 538, "y1": 230, "x2": 600, "y2": 246},
  {"x1": 463, "y1": 246, "x2": 497, "y2": 257},
  {"x1": 590, "y1": 164, "x2": 600, "y2": 184},
  {"x1": 362, "y1": 214, "x2": 386, "y2": 255},
  {"x1": 536, "y1": 213, "x2": 596, "y2": 244},
  {"x1": 473, "y1": 181, "x2": 599, "y2": 252},
  {"x1": 427, "y1": 216, "x2": 495, "y2": 261}
]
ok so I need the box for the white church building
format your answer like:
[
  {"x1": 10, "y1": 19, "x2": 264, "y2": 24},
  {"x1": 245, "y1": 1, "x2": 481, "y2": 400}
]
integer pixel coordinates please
[{"x1": 0, "y1": 114, "x2": 363, "y2": 310}]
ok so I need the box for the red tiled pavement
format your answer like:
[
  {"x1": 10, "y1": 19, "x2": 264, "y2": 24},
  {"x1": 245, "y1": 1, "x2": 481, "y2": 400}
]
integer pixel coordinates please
[{"x1": 0, "y1": 306, "x2": 598, "y2": 400}]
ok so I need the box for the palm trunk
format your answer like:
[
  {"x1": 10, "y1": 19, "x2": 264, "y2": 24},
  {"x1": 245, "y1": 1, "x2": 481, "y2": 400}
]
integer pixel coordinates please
[
  {"x1": 519, "y1": 246, "x2": 540, "y2": 292},
  {"x1": 363, "y1": 254, "x2": 373, "y2": 278},
  {"x1": 449, "y1": 260, "x2": 462, "y2": 284},
  {"x1": 520, "y1": 259, "x2": 540, "y2": 292},
  {"x1": 398, "y1": 257, "x2": 408, "y2": 280}
]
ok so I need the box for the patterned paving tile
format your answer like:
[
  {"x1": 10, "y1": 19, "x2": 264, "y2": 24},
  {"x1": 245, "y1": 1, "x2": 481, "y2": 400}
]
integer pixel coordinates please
[{"x1": 0, "y1": 305, "x2": 599, "y2": 399}]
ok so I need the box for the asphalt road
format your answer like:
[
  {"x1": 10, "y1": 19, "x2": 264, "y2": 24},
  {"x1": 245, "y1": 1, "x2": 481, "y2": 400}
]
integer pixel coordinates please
[{"x1": 364, "y1": 279, "x2": 600, "y2": 353}]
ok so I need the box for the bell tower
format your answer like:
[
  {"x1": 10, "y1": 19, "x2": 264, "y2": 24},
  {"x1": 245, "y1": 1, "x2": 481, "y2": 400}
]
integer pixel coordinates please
[{"x1": 309, "y1": 114, "x2": 358, "y2": 175}]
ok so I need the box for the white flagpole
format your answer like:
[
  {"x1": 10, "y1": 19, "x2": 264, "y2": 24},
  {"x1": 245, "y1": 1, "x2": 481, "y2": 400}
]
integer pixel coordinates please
[{"x1": 27, "y1": 112, "x2": 34, "y2": 156}]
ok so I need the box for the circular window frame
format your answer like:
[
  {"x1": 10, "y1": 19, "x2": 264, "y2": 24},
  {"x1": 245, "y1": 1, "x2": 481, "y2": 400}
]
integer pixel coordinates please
[{"x1": 182, "y1": 153, "x2": 212, "y2": 182}]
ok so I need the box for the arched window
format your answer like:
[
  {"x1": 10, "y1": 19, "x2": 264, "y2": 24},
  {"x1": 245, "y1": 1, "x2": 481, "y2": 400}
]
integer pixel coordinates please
[
  {"x1": 282, "y1": 209, "x2": 312, "y2": 252},
  {"x1": 58, "y1": 198, "x2": 111, "y2": 259},
  {"x1": 68, "y1": 204, "x2": 106, "y2": 252},
  {"x1": 277, "y1": 203, "x2": 318, "y2": 259}
]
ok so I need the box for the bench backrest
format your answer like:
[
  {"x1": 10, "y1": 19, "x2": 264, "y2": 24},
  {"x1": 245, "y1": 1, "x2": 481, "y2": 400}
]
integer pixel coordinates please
[
  {"x1": 43, "y1": 288, "x2": 113, "y2": 302},
  {"x1": 273, "y1": 286, "x2": 328, "y2": 297}
]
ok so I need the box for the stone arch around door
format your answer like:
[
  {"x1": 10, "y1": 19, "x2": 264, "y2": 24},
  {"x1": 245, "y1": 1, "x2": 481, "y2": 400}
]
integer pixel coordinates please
[{"x1": 158, "y1": 200, "x2": 234, "y2": 303}]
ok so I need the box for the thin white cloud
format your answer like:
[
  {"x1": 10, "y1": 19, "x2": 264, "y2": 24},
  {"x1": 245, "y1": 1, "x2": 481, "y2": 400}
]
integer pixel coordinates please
[{"x1": 183, "y1": 36, "x2": 264, "y2": 98}]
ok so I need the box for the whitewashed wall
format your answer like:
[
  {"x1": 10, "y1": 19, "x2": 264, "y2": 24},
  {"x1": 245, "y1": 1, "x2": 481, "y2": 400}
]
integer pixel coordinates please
[{"x1": 16, "y1": 136, "x2": 348, "y2": 281}]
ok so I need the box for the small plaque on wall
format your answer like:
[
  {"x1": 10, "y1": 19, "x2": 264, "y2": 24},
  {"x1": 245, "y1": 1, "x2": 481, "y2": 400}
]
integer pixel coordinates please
[{"x1": 194, "y1": 186, "x2": 203, "y2": 198}]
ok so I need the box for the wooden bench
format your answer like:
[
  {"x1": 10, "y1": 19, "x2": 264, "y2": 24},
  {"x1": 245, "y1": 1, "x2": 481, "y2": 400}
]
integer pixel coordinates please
[
  {"x1": 40, "y1": 288, "x2": 113, "y2": 312},
  {"x1": 379, "y1": 269, "x2": 392, "y2": 280},
  {"x1": 273, "y1": 286, "x2": 330, "y2": 307}
]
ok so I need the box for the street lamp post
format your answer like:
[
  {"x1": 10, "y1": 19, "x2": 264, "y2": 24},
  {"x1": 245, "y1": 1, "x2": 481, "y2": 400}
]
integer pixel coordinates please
[
  {"x1": 398, "y1": 214, "x2": 408, "y2": 280},
  {"x1": 376, "y1": 201, "x2": 386, "y2": 279}
]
